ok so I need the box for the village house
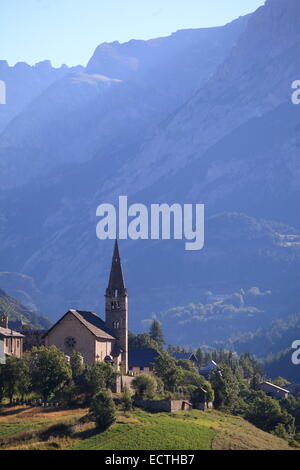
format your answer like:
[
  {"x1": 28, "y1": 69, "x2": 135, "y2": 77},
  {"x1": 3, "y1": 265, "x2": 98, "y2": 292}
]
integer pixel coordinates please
[
  {"x1": 199, "y1": 360, "x2": 219, "y2": 379},
  {"x1": 0, "y1": 314, "x2": 24, "y2": 363},
  {"x1": 259, "y1": 381, "x2": 290, "y2": 400},
  {"x1": 128, "y1": 348, "x2": 160, "y2": 375}
]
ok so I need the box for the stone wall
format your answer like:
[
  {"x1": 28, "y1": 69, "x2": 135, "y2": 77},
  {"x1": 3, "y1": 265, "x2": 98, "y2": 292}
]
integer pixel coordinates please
[
  {"x1": 134, "y1": 399, "x2": 192, "y2": 412},
  {"x1": 194, "y1": 401, "x2": 213, "y2": 411},
  {"x1": 115, "y1": 375, "x2": 135, "y2": 393}
]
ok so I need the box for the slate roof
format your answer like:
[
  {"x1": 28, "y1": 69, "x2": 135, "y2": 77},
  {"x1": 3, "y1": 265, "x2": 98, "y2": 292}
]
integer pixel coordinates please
[
  {"x1": 200, "y1": 360, "x2": 218, "y2": 372},
  {"x1": 44, "y1": 310, "x2": 117, "y2": 340},
  {"x1": 172, "y1": 352, "x2": 197, "y2": 361},
  {"x1": 260, "y1": 381, "x2": 290, "y2": 393},
  {"x1": 107, "y1": 240, "x2": 126, "y2": 292},
  {"x1": 128, "y1": 348, "x2": 160, "y2": 367},
  {"x1": 0, "y1": 327, "x2": 24, "y2": 338}
]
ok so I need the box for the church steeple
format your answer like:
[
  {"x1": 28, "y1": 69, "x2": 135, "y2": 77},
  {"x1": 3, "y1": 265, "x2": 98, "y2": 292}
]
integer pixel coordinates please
[
  {"x1": 107, "y1": 239, "x2": 126, "y2": 293},
  {"x1": 105, "y1": 240, "x2": 128, "y2": 373}
]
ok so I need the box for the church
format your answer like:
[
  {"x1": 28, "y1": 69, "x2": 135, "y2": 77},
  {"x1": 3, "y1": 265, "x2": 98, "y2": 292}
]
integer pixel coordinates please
[{"x1": 44, "y1": 240, "x2": 129, "y2": 372}]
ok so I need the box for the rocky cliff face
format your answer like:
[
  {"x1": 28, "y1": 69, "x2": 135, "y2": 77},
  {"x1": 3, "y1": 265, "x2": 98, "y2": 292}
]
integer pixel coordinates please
[
  {"x1": 0, "y1": 16, "x2": 248, "y2": 189},
  {"x1": 106, "y1": 0, "x2": 300, "y2": 198}
]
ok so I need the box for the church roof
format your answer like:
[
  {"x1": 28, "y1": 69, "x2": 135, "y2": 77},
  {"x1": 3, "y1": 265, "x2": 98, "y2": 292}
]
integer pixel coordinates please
[
  {"x1": 44, "y1": 310, "x2": 117, "y2": 340},
  {"x1": 107, "y1": 240, "x2": 126, "y2": 292},
  {"x1": 128, "y1": 348, "x2": 160, "y2": 367}
]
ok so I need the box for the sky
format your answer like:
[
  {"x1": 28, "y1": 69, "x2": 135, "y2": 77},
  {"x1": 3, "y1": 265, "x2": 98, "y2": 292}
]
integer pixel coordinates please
[{"x1": 0, "y1": 0, "x2": 266, "y2": 67}]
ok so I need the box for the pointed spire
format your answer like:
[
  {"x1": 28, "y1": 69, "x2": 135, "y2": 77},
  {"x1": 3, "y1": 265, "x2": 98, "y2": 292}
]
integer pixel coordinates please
[{"x1": 107, "y1": 240, "x2": 126, "y2": 292}]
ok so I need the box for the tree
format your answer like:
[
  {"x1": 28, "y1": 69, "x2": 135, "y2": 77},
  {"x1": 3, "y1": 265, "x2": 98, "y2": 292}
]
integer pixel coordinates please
[
  {"x1": 273, "y1": 423, "x2": 291, "y2": 440},
  {"x1": 84, "y1": 362, "x2": 117, "y2": 399},
  {"x1": 176, "y1": 359, "x2": 196, "y2": 372},
  {"x1": 2, "y1": 356, "x2": 29, "y2": 404},
  {"x1": 90, "y1": 390, "x2": 116, "y2": 430},
  {"x1": 128, "y1": 332, "x2": 158, "y2": 351},
  {"x1": 250, "y1": 374, "x2": 261, "y2": 391},
  {"x1": 132, "y1": 374, "x2": 157, "y2": 399},
  {"x1": 239, "y1": 353, "x2": 263, "y2": 381},
  {"x1": 210, "y1": 365, "x2": 240, "y2": 412},
  {"x1": 246, "y1": 395, "x2": 295, "y2": 436},
  {"x1": 153, "y1": 352, "x2": 183, "y2": 391},
  {"x1": 16, "y1": 356, "x2": 30, "y2": 400},
  {"x1": 70, "y1": 351, "x2": 84, "y2": 385},
  {"x1": 195, "y1": 348, "x2": 203, "y2": 366},
  {"x1": 273, "y1": 377, "x2": 290, "y2": 388},
  {"x1": 121, "y1": 386, "x2": 133, "y2": 411},
  {"x1": 149, "y1": 320, "x2": 164, "y2": 348},
  {"x1": 29, "y1": 346, "x2": 72, "y2": 402},
  {"x1": 280, "y1": 396, "x2": 300, "y2": 434}
]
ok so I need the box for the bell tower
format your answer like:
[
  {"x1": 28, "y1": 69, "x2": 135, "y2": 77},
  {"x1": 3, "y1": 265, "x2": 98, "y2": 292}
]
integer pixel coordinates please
[{"x1": 105, "y1": 240, "x2": 128, "y2": 373}]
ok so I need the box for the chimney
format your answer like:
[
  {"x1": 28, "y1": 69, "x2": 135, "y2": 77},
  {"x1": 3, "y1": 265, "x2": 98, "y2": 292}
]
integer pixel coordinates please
[{"x1": 0, "y1": 314, "x2": 8, "y2": 329}]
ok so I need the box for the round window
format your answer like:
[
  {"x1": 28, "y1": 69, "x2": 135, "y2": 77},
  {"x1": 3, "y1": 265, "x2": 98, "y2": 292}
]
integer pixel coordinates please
[{"x1": 65, "y1": 336, "x2": 77, "y2": 348}]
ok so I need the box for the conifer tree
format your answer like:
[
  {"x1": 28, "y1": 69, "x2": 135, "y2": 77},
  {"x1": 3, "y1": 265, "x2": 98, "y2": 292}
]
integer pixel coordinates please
[{"x1": 149, "y1": 319, "x2": 165, "y2": 348}]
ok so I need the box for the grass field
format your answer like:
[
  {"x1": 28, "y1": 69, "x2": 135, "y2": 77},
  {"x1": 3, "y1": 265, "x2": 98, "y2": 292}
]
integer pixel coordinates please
[{"x1": 0, "y1": 405, "x2": 294, "y2": 450}]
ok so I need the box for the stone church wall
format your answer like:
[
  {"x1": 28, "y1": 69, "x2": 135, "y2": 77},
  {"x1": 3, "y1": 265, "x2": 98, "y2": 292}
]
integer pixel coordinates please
[
  {"x1": 95, "y1": 338, "x2": 115, "y2": 362},
  {"x1": 45, "y1": 312, "x2": 96, "y2": 364}
]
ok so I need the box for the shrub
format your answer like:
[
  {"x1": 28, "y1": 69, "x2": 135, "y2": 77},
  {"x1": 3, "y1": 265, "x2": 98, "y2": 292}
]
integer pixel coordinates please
[
  {"x1": 121, "y1": 386, "x2": 133, "y2": 411},
  {"x1": 90, "y1": 390, "x2": 116, "y2": 430},
  {"x1": 132, "y1": 374, "x2": 157, "y2": 400}
]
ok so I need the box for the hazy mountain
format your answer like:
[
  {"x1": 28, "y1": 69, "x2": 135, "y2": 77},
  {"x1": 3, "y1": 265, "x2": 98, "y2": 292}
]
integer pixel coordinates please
[
  {"x1": 0, "y1": 287, "x2": 51, "y2": 330},
  {"x1": 102, "y1": 0, "x2": 300, "y2": 201},
  {"x1": 0, "y1": 15, "x2": 249, "y2": 189},
  {"x1": 218, "y1": 313, "x2": 300, "y2": 358},
  {"x1": 0, "y1": 60, "x2": 83, "y2": 133},
  {"x1": 264, "y1": 347, "x2": 299, "y2": 382},
  {"x1": 0, "y1": 271, "x2": 44, "y2": 314},
  {"x1": 0, "y1": 0, "x2": 299, "y2": 349}
]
